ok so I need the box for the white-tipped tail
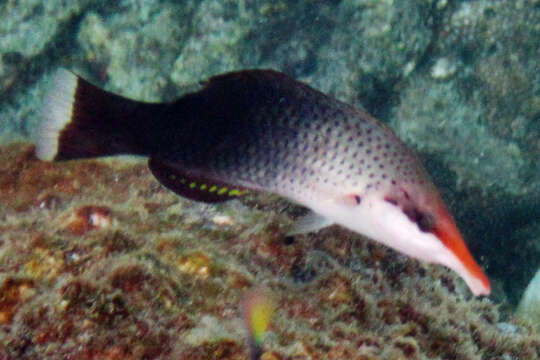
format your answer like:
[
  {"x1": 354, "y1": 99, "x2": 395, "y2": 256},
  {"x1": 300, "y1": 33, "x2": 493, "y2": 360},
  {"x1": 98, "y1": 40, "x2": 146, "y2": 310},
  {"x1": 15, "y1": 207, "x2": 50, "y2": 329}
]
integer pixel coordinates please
[{"x1": 35, "y1": 68, "x2": 78, "y2": 161}]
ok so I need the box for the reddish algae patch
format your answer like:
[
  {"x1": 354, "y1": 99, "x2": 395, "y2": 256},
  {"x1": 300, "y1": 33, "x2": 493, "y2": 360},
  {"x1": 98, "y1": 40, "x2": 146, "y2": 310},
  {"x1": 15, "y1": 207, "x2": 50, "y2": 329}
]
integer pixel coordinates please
[{"x1": 0, "y1": 278, "x2": 35, "y2": 325}]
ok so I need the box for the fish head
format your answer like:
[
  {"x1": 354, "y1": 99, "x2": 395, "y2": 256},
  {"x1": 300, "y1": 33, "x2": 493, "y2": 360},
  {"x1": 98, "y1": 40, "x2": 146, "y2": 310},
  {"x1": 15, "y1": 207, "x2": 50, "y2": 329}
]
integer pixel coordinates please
[
  {"x1": 316, "y1": 180, "x2": 491, "y2": 296},
  {"x1": 386, "y1": 181, "x2": 490, "y2": 296}
]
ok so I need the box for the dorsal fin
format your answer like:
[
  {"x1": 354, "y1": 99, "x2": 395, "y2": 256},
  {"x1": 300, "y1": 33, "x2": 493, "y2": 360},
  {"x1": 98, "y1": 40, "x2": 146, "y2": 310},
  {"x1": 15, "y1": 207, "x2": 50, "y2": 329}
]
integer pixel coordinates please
[{"x1": 148, "y1": 157, "x2": 248, "y2": 203}]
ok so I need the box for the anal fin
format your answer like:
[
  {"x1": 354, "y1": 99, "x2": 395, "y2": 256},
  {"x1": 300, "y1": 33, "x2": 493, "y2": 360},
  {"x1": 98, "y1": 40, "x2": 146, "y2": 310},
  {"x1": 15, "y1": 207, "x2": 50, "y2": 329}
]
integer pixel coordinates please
[{"x1": 148, "y1": 157, "x2": 248, "y2": 203}]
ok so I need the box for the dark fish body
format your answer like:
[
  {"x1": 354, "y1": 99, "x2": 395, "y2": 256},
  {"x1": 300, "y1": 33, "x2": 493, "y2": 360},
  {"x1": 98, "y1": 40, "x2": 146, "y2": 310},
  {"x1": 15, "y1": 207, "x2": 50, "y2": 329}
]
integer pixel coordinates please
[
  {"x1": 36, "y1": 69, "x2": 490, "y2": 296},
  {"x1": 45, "y1": 70, "x2": 423, "y2": 200}
]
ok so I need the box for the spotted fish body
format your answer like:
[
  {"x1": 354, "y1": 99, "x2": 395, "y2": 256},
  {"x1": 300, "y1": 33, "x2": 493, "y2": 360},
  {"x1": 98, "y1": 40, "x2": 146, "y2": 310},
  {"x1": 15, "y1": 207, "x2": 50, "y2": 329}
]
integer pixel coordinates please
[{"x1": 36, "y1": 69, "x2": 490, "y2": 296}]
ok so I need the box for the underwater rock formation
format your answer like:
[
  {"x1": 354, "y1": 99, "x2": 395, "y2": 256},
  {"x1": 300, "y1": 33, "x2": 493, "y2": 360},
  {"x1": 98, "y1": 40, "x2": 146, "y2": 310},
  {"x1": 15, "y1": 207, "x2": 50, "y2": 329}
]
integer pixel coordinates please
[{"x1": 518, "y1": 269, "x2": 540, "y2": 332}]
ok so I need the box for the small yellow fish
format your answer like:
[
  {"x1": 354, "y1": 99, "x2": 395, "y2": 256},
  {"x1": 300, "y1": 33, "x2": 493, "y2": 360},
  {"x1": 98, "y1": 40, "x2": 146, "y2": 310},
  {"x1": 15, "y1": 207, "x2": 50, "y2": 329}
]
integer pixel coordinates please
[{"x1": 241, "y1": 288, "x2": 276, "y2": 360}]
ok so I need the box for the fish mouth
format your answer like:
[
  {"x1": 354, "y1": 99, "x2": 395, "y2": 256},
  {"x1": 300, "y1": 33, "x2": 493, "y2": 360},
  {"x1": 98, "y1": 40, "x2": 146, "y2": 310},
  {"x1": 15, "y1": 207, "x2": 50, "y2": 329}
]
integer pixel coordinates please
[
  {"x1": 433, "y1": 209, "x2": 491, "y2": 296},
  {"x1": 383, "y1": 189, "x2": 490, "y2": 296}
]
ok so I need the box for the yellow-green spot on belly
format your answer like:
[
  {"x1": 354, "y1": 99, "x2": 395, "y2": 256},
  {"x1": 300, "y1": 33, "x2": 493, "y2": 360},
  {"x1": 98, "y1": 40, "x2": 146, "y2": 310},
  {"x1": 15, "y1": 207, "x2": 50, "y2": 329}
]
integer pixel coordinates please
[
  {"x1": 189, "y1": 182, "x2": 197, "y2": 189},
  {"x1": 200, "y1": 184, "x2": 207, "y2": 190},
  {"x1": 228, "y1": 189, "x2": 245, "y2": 196},
  {"x1": 218, "y1": 187, "x2": 228, "y2": 195},
  {"x1": 209, "y1": 185, "x2": 218, "y2": 192}
]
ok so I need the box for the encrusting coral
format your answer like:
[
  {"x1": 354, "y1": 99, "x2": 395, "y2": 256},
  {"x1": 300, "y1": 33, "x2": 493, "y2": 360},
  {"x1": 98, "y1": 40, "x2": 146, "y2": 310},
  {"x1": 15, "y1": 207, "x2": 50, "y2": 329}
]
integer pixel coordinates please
[{"x1": 0, "y1": 143, "x2": 538, "y2": 359}]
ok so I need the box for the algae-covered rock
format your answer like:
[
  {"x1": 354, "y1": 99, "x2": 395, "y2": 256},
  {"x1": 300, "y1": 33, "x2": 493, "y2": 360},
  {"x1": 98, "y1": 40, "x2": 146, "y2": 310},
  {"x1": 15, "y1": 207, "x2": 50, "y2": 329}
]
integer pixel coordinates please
[
  {"x1": 392, "y1": 0, "x2": 539, "y2": 197},
  {"x1": 0, "y1": 0, "x2": 93, "y2": 58},
  {"x1": 312, "y1": 0, "x2": 434, "y2": 106},
  {"x1": 76, "y1": 1, "x2": 196, "y2": 101},
  {"x1": 170, "y1": 0, "x2": 252, "y2": 86},
  {"x1": 517, "y1": 268, "x2": 540, "y2": 331}
]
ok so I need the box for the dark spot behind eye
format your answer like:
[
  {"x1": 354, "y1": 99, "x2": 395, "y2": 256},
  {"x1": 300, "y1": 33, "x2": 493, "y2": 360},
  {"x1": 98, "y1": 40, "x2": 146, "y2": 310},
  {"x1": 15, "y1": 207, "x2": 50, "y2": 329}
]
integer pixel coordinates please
[
  {"x1": 404, "y1": 207, "x2": 434, "y2": 233},
  {"x1": 354, "y1": 195, "x2": 361, "y2": 204},
  {"x1": 384, "y1": 197, "x2": 434, "y2": 233}
]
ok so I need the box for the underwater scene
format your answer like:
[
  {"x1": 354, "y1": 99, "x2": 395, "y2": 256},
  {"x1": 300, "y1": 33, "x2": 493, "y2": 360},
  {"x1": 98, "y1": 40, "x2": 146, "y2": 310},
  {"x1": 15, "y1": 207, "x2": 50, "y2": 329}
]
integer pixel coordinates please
[{"x1": 0, "y1": 0, "x2": 539, "y2": 359}]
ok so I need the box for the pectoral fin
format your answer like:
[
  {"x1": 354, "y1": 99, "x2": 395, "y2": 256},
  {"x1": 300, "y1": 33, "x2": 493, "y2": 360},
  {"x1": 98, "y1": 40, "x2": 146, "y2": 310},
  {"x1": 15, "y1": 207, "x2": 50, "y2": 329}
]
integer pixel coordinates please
[{"x1": 287, "y1": 212, "x2": 334, "y2": 236}]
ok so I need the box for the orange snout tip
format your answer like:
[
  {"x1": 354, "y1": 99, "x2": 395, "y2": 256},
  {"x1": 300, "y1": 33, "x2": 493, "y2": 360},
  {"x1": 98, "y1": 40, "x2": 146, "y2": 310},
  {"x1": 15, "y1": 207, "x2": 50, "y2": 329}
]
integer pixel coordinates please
[
  {"x1": 476, "y1": 268, "x2": 491, "y2": 295},
  {"x1": 434, "y1": 210, "x2": 491, "y2": 296}
]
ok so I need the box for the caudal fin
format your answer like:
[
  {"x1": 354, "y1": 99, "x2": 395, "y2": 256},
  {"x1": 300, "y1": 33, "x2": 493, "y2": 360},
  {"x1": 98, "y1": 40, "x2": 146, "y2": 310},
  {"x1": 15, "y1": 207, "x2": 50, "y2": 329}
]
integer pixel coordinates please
[{"x1": 36, "y1": 69, "x2": 163, "y2": 161}]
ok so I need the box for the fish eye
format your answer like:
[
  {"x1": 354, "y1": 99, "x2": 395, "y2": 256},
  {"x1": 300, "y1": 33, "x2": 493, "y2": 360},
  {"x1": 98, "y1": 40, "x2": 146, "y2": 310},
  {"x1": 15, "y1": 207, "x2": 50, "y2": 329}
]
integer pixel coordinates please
[
  {"x1": 384, "y1": 197, "x2": 434, "y2": 233},
  {"x1": 403, "y1": 207, "x2": 434, "y2": 233}
]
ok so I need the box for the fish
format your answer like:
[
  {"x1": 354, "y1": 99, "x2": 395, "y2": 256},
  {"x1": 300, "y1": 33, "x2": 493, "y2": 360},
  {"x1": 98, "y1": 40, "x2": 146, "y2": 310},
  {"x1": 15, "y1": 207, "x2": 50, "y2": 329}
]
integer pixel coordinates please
[
  {"x1": 35, "y1": 68, "x2": 490, "y2": 296},
  {"x1": 241, "y1": 288, "x2": 276, "y2": 360}
]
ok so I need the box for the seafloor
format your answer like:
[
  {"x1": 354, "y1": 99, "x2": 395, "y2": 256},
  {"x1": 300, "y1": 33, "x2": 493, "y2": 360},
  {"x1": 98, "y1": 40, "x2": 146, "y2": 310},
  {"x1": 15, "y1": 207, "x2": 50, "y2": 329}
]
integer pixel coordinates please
[{"x1": 0, "y1": 143, "x2": 538, "y2": 359}]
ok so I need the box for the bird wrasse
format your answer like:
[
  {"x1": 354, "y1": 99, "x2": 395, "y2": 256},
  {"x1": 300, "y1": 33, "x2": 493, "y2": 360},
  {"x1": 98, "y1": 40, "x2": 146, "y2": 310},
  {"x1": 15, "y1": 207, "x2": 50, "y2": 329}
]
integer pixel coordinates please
[{"x1": 35, "y1": 68, "x2": 490, "y2": 296}]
